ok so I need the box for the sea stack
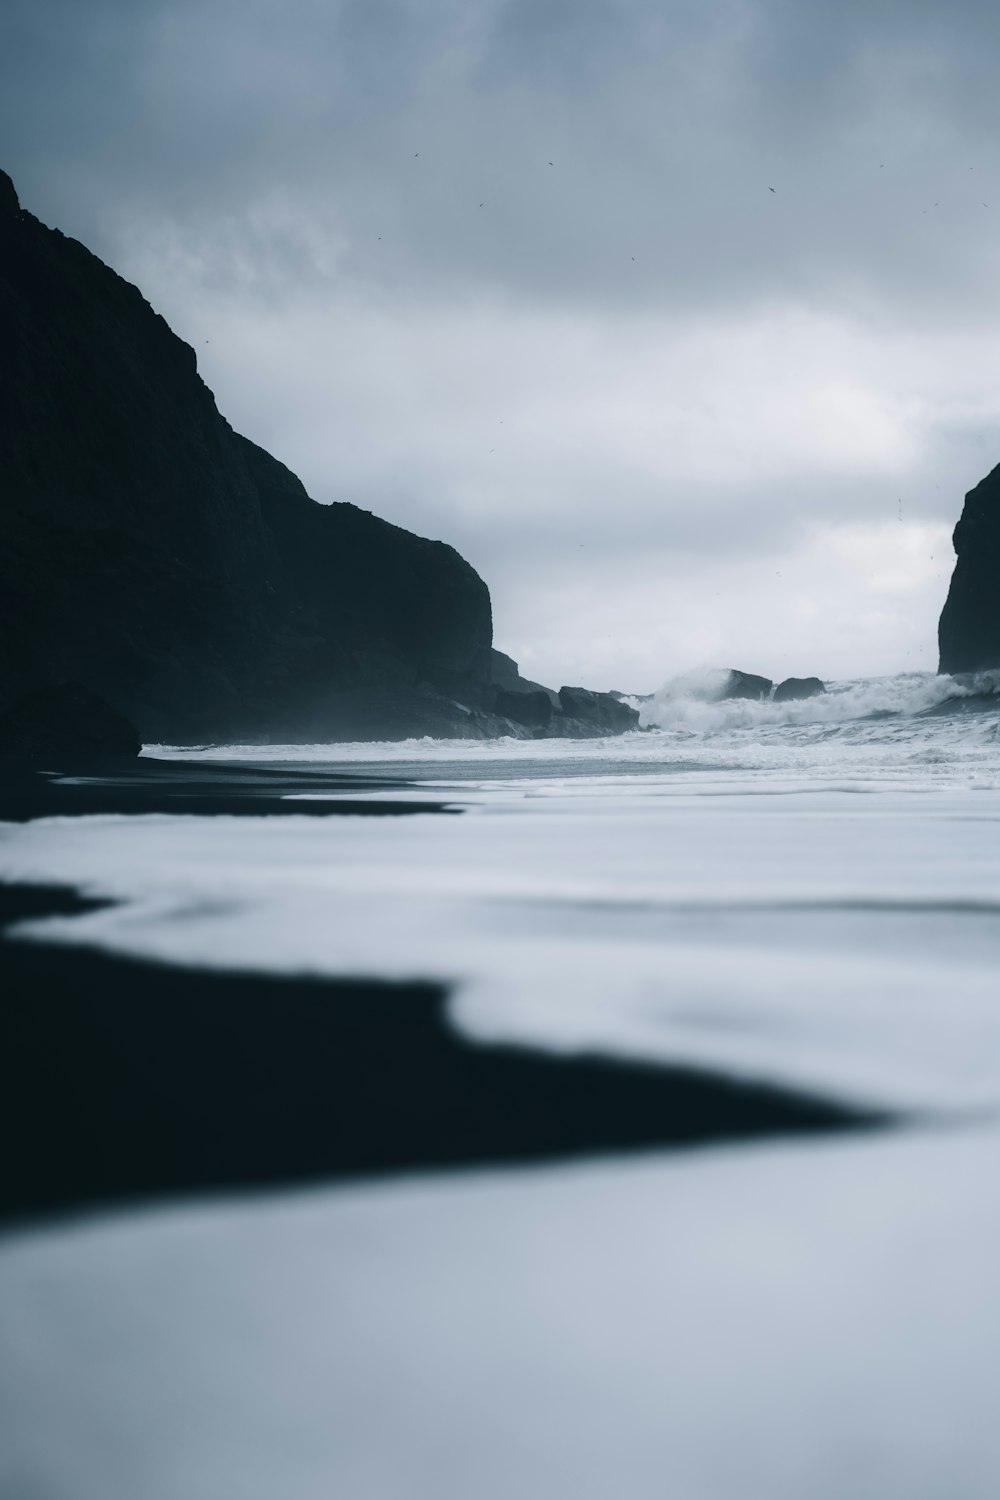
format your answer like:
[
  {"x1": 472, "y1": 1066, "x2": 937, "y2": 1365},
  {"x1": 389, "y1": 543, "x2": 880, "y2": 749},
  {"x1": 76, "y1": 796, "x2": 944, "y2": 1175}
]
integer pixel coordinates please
[{"x1": 938, "y1": 463, "x2": 1000, "y2": 674}]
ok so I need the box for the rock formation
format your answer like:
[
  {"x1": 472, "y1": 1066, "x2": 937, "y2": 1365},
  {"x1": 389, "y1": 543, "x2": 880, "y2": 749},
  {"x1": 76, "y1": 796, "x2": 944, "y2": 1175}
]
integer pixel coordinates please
[
  {"x1": 721, "y1": 670, "x2": 773, "y2": 701},
  {"x1": 491, "y1": 683, "x2": 640, "y2": 737},
  {"x1": 489, "y1": 651, "x2": 561, "y2": 707},
  {"x1": 774, "y1": 677, "x2": 825, "y2": 703},
  {"x1": 0, "y1": 167, "x2": 651, "y2": 746},
  {"x1": 557, "y1": 686, "x2": 640, "y2": 734},
  {"x1": 939, "y1": 463, "x2": 1000, "y2": 673},
  {"x1": 0, "y1": 169, "x2": 503, "y2": 743},
  {"x1": 495, "y1": 689, "x2": 554, "y2": 730},
  {"x1": 0, "y1": 683, "x2": 141, "y2": 758}
]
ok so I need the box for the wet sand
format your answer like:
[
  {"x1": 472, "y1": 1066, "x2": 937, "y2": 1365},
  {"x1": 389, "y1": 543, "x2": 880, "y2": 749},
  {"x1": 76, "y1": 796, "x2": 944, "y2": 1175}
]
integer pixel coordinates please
[
  {"x1": 0, "y1": 759, "x2": 881, "y2": 1228},
  {"x1": 0, "y1": 754, "x2": 449, "y2": 822}
]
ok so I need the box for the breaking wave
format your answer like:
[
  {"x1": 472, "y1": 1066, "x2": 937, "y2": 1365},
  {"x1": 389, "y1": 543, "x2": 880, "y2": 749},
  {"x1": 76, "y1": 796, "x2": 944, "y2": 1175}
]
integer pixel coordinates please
[
  {"x1": 637, "y1": 668, "x2": 1000, "y2": 734},
  {"x1": 148, "y1": 671, "x2": 1000, "y2": 788}
]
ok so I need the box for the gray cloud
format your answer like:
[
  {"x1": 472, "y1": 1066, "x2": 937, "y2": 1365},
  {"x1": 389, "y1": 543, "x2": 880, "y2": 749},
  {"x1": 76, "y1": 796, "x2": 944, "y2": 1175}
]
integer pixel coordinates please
[
  {"x1": 3, "y1": 0, "x2": 998, "y2": 685},
  {"x1": 7, "y1": 0, "x2": 1000, "y2": 316}
]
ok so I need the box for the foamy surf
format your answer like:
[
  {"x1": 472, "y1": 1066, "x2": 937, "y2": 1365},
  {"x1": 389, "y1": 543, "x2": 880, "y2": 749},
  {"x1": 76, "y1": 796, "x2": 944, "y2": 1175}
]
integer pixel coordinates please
[
  {"x1": 638, "y1": 667, "x2": 1000, "y2": 732},
  {"x1": 142, "y1": 670, "x2": 1000, "y2": 793}
]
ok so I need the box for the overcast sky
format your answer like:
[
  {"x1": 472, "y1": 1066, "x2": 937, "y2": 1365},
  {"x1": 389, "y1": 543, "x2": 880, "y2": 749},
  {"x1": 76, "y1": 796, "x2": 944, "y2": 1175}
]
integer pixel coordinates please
[{"x1": 5, "y1": 0, "x2": 1000, "y2": 689}]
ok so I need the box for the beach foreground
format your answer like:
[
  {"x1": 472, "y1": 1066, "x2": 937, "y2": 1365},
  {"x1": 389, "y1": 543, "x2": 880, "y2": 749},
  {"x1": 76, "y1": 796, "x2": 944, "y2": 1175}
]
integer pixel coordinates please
[{"x1": 3, "y1": 692, "x2": 1000, "y2": 1497}]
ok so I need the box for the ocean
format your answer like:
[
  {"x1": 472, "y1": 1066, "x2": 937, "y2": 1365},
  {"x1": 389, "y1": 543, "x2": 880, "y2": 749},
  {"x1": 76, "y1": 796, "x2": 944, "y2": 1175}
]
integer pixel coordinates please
[{"x1": 2, "y1": 669, "x2": 1000, "y2": 1498}]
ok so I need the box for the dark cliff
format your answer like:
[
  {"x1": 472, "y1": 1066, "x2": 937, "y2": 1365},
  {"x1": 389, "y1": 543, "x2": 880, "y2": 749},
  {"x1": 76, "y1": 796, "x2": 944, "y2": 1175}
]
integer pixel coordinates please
[
  {"x1": 938, "y1": 463, "x2": 1000, "y2": 675},
  {"x1": 0, "y1": 169, "x2": 496, "y2": 742}
]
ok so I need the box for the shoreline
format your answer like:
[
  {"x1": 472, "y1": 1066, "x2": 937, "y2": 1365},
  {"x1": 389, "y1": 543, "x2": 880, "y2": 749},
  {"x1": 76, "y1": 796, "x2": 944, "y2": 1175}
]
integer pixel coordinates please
[
  {"x1": 0, "y1": 877, "x2": 881, "y2": 1229},
  {"x1": 0, "y1": 755, "x2": 450, "y2": 822}
]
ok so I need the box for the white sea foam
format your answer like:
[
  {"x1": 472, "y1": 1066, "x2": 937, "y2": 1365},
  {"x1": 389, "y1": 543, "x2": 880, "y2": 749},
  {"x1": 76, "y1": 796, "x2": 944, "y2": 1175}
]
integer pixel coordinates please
[
  {"x1": 137, "y1": 694, "x2": 1000, "y2": 833},
  {"x1": 145, "y1": 671, "x2": 1000, "y2": 787},
  {"x1": 639, "y1": 666, "x2": 980, "y2": 730}
]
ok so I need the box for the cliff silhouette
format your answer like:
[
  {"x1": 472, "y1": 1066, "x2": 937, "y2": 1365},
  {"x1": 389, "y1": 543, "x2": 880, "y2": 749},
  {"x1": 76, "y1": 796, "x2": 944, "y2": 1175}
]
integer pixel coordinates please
[
  {"x1": 939, "y1": 462, "x2": 1000, "y2": 675},
  {"x1": 0, "y1": 168, "x2": 505, "y2": 742}
]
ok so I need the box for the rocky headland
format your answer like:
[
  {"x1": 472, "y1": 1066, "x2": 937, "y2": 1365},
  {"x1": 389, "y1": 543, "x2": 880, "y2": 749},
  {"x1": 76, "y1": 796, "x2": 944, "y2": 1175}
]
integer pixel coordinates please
[{"x1": 0, "y1": 169, "x2": 636, "y2": 747}]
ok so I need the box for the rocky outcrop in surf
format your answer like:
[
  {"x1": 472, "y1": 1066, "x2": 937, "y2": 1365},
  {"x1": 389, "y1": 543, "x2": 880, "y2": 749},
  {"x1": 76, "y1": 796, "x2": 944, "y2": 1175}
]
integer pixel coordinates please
[
  {"x1": 939, "y1": 463, "x2": 1000, "y2": 674},
  {"x1": 720, "y1": 670, "x2": 827, "y2": 705},
  {"x1": 774, "y1": 677, "x2": 825, "y2": 703},
  {"x1": 721, "y1": 670, "x2": 773, "y2": 701}
]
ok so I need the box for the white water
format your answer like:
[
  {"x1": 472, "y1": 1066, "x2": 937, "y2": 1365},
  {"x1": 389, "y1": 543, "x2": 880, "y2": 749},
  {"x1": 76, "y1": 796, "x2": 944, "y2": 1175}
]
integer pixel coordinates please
[
  {"x1": 146, "y1": 668, "x2": 1000, "y2": 790},
  {"x1": 4, "y1": 670, "x2": 1000, "y2": 1499}
]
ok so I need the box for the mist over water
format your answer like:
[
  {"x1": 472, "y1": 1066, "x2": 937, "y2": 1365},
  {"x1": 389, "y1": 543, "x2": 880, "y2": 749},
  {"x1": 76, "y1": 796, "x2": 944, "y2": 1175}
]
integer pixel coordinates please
[{"x1": 642, "y1": 666, "x2": 977, "y2": 727}]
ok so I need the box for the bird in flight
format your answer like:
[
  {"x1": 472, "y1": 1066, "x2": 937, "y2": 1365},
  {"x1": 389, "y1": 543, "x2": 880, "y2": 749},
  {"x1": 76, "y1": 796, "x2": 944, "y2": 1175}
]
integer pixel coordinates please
[{"x1": 768, "y1": 186, "x2": 775, "y2": 193}]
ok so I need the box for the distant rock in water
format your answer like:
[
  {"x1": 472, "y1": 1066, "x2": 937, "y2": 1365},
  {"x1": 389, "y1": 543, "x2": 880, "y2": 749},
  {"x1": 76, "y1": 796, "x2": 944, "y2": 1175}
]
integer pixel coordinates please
[
  {"x1": 774, "y1": 677, "x2": 825, "y2": 703},
  {"x1": 0, "y1": 683, "x2": 141, "y2": 758},
  {"x1": 721, "y1": 670, "x2": 773, "y2": 702},
  {"x1": 939, "y1": 463, "x2": 1000, "y2": 673}
]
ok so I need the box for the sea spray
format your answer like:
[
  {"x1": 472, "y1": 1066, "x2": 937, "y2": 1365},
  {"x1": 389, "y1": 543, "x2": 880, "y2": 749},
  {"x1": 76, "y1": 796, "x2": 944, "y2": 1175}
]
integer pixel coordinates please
[{"x1": 639, "y1": 670, "x2": 997, "y2": 733}]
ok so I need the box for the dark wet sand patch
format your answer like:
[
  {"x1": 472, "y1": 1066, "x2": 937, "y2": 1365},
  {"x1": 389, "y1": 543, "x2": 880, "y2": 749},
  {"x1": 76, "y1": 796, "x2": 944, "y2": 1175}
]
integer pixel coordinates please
[
  {"x1": 0, "y1": 883, "x2": 883, "y2": 1230},
  {"x1": 0, "y1": 756, "x2": 455, "y2": 821}
]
